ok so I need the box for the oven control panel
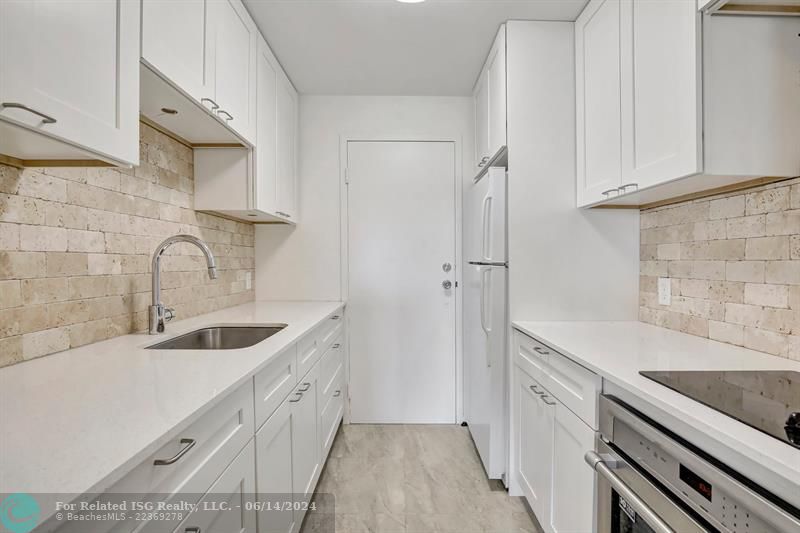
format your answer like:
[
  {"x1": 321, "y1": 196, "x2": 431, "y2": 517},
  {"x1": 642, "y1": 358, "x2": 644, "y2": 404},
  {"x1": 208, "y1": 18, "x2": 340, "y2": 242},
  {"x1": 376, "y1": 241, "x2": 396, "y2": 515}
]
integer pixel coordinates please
[{"x1": 614, "y1": 419, "x2": 771, "y2": 533}]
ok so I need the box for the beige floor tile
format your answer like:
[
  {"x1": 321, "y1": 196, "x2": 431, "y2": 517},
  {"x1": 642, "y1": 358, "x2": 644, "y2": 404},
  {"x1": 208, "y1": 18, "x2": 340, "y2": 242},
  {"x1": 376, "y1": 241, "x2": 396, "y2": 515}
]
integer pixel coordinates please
[{"x1": 301, "y1": 424, "x2": 540, "y2": 533}]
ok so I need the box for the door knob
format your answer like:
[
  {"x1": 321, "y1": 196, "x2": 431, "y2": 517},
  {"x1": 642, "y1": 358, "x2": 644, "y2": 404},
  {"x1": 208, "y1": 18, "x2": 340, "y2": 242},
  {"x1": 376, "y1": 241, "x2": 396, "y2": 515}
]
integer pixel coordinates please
[
  {"x1": 442, "y1": 262, "x2": 452, "y2": 273},
  {"x1": 442, "y1": 280, "x2": 452, "y2": 290}
]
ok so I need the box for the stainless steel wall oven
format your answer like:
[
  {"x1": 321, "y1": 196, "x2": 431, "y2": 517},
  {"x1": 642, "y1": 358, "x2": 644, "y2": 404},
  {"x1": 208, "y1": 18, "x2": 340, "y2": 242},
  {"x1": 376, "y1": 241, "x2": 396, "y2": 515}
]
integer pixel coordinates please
[{"x1": 586, "y1": 395, "x2": 800, "y2": 533}]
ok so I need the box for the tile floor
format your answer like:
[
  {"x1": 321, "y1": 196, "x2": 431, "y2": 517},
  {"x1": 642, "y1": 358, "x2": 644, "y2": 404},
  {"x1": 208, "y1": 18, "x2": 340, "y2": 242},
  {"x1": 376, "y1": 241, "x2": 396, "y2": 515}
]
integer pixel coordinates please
[{"x1": 303, "y1": 424, "x2": 543, "y2": 533}]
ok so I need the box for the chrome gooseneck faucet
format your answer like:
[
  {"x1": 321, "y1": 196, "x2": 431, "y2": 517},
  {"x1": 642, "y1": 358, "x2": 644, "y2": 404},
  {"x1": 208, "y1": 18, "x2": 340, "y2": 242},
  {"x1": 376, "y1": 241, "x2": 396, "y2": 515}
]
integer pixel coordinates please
[{"x1": 149, "y1": 235, "x2": 217, "y2": 334}]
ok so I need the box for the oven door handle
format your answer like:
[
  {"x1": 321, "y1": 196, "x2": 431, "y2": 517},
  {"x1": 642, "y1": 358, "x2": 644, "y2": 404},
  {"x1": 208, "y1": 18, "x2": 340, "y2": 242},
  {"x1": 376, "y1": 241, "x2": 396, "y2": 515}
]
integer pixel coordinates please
[{"x1": 585, "y1": 451, "x2": 675, "y2": 533}]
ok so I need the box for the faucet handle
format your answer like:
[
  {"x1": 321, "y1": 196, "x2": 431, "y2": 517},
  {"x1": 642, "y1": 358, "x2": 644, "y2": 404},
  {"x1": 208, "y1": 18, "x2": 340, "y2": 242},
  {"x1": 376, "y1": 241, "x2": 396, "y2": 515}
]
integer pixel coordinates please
[{"x1": 165, "y1": 308, "x2": 175, "y2": 322}]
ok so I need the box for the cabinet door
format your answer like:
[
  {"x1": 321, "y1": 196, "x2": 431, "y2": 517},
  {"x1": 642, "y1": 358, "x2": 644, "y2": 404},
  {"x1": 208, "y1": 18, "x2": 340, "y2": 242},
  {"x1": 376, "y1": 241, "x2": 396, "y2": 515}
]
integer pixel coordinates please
[
  {"x1": 275, "y1": 73, "x2": 298, "y2": 221},
  {"x1": 0, "y1": 0, "x2": 139, "y2": 165},
  {"x1": 620, "y1": 0, "x2": 701, "y2": 189},
  {"x1": 174, "y1": 441, "x2": 257, "y2": 533},
  {"x1": 474, "y1": 72, "x2": 489, "y2": 169},
  {"x1": 291, "y1": 366, "x2": 320, "y2": 505},
  {"x1": 549, "y1": 402, "x2": 595, "y2": 533},
  {"x1": 487, "y1": 27, "x2": 507, "y2": 158},
  {"x1": 211, "y1": 0, "x2": 257, "y2": 143},
  {"x1": 575, "y1": 0, "x2": 622, "y2": 207},
  {"x1": 254, "y1": 38, "x2": 279, "y2": 215},
  {"x1": 141, "y1": 0, "x2": 213, "y2": 104},
  {"x1": 256, "y1": 400, "x2": 296, "y2": 533},
  {"x1": 514, "y1": 369, "x2": 553, "y2": 522}
]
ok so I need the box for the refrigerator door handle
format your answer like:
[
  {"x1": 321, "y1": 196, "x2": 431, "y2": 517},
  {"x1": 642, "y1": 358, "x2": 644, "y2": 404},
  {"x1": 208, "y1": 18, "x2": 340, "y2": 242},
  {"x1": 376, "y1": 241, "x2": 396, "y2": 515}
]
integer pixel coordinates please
[
  {"x1": 481, "y1": 195, "x2": 493, "y2": 261},
  {"x1": 479, "y1": 266, "x2": 492, "y2": 367}
]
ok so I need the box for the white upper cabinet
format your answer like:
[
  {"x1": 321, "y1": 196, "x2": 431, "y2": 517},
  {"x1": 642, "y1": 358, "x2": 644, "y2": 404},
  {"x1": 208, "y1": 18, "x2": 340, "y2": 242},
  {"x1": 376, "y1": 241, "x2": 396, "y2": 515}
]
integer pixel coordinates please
[
  {"x1": 0, "y1": 0, "x2": 139, "y2": 166},
  {"x1": 211, "y1": 0, "x2": 258, "y2": 144},
  {"x1": 140, "y1": 0, "x2": 257, "y2": 145},
  {"x1": 575, "y1": 0, "x2": 623, "y2": 207},
  {"x1": 620, "y1": 0, "x2": 701, "y2": 190},
  {"x1": 473, "y1": 25, "x2": 507, "y2": 172},
  {"x1": 577, "y1": 1, "x2": 799, "y2": 208},
  {"x1": 141, "y1": 0, "x2": 213, "y2": 102},
  {"x1": 194, "y1": 34, "x2": 298, "y2": 224},
  {"x1": 275, "y1": 71, "x2": 298, "y2": 221}
]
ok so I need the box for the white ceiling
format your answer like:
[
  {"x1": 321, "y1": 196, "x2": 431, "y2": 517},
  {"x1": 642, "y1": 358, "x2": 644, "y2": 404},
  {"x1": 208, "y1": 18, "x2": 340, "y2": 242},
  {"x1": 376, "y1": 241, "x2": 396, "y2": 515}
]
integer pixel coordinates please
[{"x1": 243, "y1": 0, "x2": 589, "y2": 96}]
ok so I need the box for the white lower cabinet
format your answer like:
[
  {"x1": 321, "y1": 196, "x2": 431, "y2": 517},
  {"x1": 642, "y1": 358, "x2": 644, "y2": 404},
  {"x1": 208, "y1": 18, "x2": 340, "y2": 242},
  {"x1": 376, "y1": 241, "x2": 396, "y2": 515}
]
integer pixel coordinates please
[
  {"x1": 291, "y1": 364, "x2": 321, "y2": 509},
  {"x1": 255, "y1": 399, "x2": 297, "y2": 533},
  {"x1": 513, "y1": 360, "x2": 596, "y2": 533},
  {"x1": 549, "y1": 403, "x2": 596, "y2": 533},
  {"x1": 174, "y1": 441, "x2": 257, "y2": 533}
]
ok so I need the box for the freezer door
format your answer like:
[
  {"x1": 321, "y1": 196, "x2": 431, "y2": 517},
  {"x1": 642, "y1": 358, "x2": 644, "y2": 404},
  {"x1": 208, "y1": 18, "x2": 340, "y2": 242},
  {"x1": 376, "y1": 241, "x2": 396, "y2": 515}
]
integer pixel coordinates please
[
  {"x1": 463, "y1": 262, "x2": 507, "y2": 480},
  {"x1": 469, "y1": 168, "x2": 507, "y2": 263}
]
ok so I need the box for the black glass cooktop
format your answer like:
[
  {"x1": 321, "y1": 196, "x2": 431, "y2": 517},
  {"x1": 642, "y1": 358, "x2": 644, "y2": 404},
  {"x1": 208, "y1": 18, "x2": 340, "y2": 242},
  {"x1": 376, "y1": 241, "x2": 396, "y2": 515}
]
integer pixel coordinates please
[{"x1": 640, "y1": 370, "x2": 800, "y2": 449}]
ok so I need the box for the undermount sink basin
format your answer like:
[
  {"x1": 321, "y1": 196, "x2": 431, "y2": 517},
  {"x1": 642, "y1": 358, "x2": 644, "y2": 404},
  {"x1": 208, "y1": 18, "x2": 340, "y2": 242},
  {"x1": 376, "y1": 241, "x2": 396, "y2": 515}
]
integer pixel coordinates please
[{"x1": 147, "y1": 324, "x2": 287, "y2": 350}]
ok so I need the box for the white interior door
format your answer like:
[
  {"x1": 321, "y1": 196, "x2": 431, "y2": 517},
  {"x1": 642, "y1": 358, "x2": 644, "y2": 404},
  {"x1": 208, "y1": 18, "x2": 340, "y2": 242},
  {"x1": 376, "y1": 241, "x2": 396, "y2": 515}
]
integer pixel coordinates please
[{"x1": 347, "y1": 141, "x2": 457, "y2": 424}]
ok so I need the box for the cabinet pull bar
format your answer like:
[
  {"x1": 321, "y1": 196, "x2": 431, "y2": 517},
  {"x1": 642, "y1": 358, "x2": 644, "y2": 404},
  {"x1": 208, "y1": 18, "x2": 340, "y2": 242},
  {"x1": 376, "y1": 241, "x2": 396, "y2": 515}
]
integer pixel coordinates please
[
  {"x1": 153, "y1": 438, "x2": 196, "y2": 466},
  {"x1": 201, "y1": 98, "x2": 219, "y2": 110},
  {"x1": 333, "y1": 390, "x2": 341, "y2": 397},
  {"x1": 533, "y1": 346, "x2": 549, "y2": 355},
  {"x1": 1, "y1": 102, "x2": 57, "y2": 124},
  {"x1": 331, "y1": 315, "x2": 340, "y2": 320},
  {"x1": 298, "y1": 382, "x2": 311, "y2": 392},
  {"x1": 289, "y1": 392, "x2": 303, "y2": 402},
  {"x1": 217, "y1": 109, "x2": 233, "y2": 121},
  {"x1": 185, "y1": 528, "x2": 201, "y2": 533},
  {"x1": 529, "y1": 384, "x2": 544, "y2": 395},
  {"x1": 601, "y1": 188, "x2": 619, "y2": 197},
  {"x1": 540, "y1": 396, "x2": 557, "y2": 406}
]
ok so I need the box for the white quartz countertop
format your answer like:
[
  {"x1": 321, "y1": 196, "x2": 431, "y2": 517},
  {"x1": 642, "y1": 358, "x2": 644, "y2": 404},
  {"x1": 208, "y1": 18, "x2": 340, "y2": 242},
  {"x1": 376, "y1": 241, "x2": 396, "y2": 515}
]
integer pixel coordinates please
[
  {"x1": 512, "y1": 320, "x2": 800, "y2": 508},
  {"x1": 0, "y1": 300, "x2": 343, "y2": 500}
]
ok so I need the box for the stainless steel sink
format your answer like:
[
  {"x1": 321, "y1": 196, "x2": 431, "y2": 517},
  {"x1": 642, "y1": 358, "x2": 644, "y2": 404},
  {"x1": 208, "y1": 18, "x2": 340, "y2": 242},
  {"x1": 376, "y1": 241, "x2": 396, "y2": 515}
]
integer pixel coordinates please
[{"x1": 147, "y1": 324, "x2": 287, "y2": 350}]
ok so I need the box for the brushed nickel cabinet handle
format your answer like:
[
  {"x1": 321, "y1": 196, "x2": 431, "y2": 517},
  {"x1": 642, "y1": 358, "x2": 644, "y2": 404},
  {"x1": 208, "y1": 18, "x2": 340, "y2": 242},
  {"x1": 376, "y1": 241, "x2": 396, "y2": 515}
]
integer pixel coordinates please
[
  {"x1": 154, "y1": 438, "x2": 196, "y2": 466},
  {"x1": 217, "y1": 109, "x2": 233, "y2": 121},
  {"x1": 185, "y1": 528, "x2": 201, "y2": 533},
  {"x1": 331, "y1": 315, "x2": 340, "y2": 320},
  {"x1": 529, "y1": 384, "x2": 544, "y2": 395},
  {"x1": 333, "y1": 390, "x2": 341, "y2": 397},
  {"x1": 298, "y1": 382, "x2": 311, "y2": 392},
  {"x1": 1, "y1": 102, "x2": 57, "y2": 124},
  {"x1": 601, "y1": 188, "x2": 619, "y2": 197},
  {"x1": 540, "y1": 395, "x2": 557, "y2": 406},
  {"x1": 289, "y1": 392, "x2": 303, "y2": 402},
  {"x1": 533, "y1": 346, "x2": 549, "y2": 355},
  {"x1": 275, "y1": 211, "x2": 291, "y2": 218},
  {"x1": 201, "y1": 98, "x2": 219, "y2": 110},
  {"x1": 332, "y1": 343, "x2": 341, "y2": 349}
]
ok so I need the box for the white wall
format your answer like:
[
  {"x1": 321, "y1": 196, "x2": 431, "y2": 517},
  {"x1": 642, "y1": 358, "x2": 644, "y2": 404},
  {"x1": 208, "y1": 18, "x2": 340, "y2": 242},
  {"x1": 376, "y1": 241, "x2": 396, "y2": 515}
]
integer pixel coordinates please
[
  {"x1": 255, "y1": 95, "x2": 474, "y2": 301},
  {"x1": 506, "y1": 21, "x2": 639, "y2": 322}
]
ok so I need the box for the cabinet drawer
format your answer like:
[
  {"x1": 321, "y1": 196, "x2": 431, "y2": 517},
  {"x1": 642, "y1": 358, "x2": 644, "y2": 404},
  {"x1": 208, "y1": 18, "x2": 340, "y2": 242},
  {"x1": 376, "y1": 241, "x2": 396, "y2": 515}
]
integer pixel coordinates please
[
  {"x1": 319, "y1": 374, "x2": 344, "y2": 457},
  {"x1": 319, "y1": 335, "x2": 344, "y2": 402},
  {"x1": 513, "y1": 330, "x2": 550, "y2": 383},
  {"x1": 58, "y1": 383, "x2": 254, "y2": 533},
  {"x1": 318, "y1": 311, "x2": 344, "y2": 352},
  {"x1": 544, "y1": 347, "x2": 600, "y2": 429},
  {"x1": 513, "y1": 329, "x2": 600, "y2": 429},
  {"x1": 254, "y1": 345, "x2": 298, "y2": 430}
]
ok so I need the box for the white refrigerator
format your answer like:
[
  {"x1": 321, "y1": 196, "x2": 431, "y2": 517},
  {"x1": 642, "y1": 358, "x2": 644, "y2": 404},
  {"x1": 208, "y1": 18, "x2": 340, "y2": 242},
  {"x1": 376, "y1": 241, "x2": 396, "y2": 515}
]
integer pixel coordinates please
[{"x1": 464, "y1": 167, "x2": 508, "y2": 482}]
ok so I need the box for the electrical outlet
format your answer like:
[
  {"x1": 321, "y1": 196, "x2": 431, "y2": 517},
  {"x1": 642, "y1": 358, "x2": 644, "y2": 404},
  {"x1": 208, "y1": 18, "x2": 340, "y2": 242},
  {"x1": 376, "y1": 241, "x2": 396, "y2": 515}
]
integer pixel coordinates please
[
  {"x1": 245, "y1": 272, "x2": 252, "y2": 290},
  {"x1": 658, "y1": 277, "x2": 671, "y2": 305}
]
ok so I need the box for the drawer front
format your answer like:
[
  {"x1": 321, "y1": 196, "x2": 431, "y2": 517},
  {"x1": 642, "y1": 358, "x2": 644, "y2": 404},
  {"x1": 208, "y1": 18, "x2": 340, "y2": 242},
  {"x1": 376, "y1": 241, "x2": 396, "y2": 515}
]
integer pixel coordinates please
[
  {"x1": 297, "y1": 330, "x2": 322, "y2": 378},
  {"x1": 317, "y1": 311, "x2": 344, "y2": 352},
  {"x1": 513, "y1": 328, "x2": 600, "y2": 429},
  {"x1": 319, "y1": 334, "x2": 344, "y2": 402},
  {"x1": 254, "y1": 345, "x2": 298, "y2": 430},
  {"x1": 544, "y1": 348, "x2": 600, "y2": 429},
  {"x1": 319, "y1": 375, "x2": 344, "y2": 457},
  {"x1": 513, "y1": 330, "x2": 550, "y2": 385},
  {"x1": 59, "y1": 383, "x2": 255, "y2": 533}
]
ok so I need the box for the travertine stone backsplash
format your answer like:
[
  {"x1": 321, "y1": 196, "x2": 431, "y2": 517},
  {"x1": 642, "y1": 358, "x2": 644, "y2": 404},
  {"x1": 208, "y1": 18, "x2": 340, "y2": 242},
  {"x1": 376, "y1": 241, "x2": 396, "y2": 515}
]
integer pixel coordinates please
[
  {"x1": 640, "y1": 178, "x2": 800, "y2": 361},
  {"x1": 0, "y1": 124, "x2": 255, "y2": 367}
]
